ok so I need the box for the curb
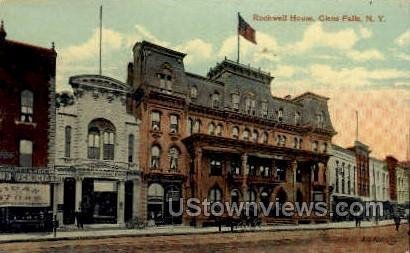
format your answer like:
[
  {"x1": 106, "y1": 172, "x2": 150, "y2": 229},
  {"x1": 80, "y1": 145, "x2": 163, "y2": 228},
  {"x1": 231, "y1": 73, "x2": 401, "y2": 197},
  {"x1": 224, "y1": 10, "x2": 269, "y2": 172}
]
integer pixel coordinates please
[{"x1": 0, "y1": 223, "x2": 399, "y2": 244}]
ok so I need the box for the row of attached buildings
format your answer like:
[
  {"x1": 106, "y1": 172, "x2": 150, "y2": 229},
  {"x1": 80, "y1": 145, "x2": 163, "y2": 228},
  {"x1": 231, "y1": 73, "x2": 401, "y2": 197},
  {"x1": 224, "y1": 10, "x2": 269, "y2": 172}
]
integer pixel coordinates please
[{"x1": 0, "y1": 23, "x2": 408, "y2": 231}]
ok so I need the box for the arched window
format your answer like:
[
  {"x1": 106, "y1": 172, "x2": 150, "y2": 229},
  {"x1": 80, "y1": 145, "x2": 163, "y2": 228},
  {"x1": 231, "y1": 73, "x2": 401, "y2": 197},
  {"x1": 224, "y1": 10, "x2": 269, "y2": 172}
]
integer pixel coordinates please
[
  {"x1": 317, "y1": 111, "x2": 325, "y2": 128},
  {"x1": 231, "y1": 93, "x2": 240, "y2": 110},
  {"x1": 211, "y1": 92, "x2": 220, "y2": 108},
  {"x1": 87, "y1": 119, "x2": 115, "y2": 160},
  {"x1": 21, "y1": 90, "x2": 33, "y2": 122},
  {"x1": 128, "y1": 134, "x2": 134, "y2": 163},
  {"x1": 65, "y1": 126, "x2": 72, "y2": 158},
  {"x1": 193, "y1": 120, "x2": 201, "y2": 133},
  {"x1": 245, "y1": 97, "x2": 251, "y2": 114},
  {"x1": 208, "y1": 122, "x2": 216, "y2": 135},
  {"x1": 261, "y1": 132, "x2": 268, "y2": 144},
  {"x1": 169, "y1": 146, "x2": 179, "y2": 171},
  {"x1": 232, "y1": 126, "x2": 239, "y2": 139},
  {"x1": 148, "y1": 183, "x2": 164, "y2": 220},
  {"x1": 208, "y1": 187, "x2": 222, "y2": 203},
  {"x1": 251, "y1": 129, "x2": 258, "y2": 142},
  {"x1": 242, "y1": 128, "x2": 250, "y2": 141},
  {"x1": 216, "y1": 124, "x2": 223, "y2": 136},
  {"x1": 190, "y1": 86, "x2": 198, "y2": 99},
  {"x1": 261, "y1": 100, "x2": 268, "y2": 117},
  {"x1": 278, "y1": 108, "x2": 284, "y2": 122},
  {"x1": 150, "y1": 145, "x2": 161, "y2": 169}
]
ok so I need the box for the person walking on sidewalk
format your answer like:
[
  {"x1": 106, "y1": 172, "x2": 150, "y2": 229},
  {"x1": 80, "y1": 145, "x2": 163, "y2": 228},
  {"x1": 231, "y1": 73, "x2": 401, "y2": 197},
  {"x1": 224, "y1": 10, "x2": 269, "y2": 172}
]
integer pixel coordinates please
[
  {"x1": 75, "y1": 207, "x2": 83, "y2": 229},
  {"x1": 393, "y1": 214, "x2": 401, "y2": 231}
]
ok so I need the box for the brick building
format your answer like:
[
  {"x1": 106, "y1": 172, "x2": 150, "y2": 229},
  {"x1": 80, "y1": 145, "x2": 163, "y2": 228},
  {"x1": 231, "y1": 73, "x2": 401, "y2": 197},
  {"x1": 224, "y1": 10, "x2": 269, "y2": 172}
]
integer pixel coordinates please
[
  {"x1": 348, "y1": 141, "x2": 371, "y2": 199},
  {"x1": 128, "y1": 41, "x2": 336, "y2": 226},
  {"x1": 0, "y1": 21, "x2": 56, "y2": 231}
]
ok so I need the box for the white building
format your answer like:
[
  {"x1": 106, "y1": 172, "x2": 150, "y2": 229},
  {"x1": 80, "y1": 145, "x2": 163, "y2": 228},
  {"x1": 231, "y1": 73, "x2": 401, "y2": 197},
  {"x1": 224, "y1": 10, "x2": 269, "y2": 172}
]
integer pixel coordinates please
[
  {"x1": 369, "y1": 158, "x2": 389, "y2": 202},
  {"x1": 54, "y1": 75, "x2": 141, "y2": 227},
  {"x1": 328, "y1": 144, "x2": 359, "y2": 221},
  {"x1": 396, "y1": 162, "x2": 409, "y2": 206}
]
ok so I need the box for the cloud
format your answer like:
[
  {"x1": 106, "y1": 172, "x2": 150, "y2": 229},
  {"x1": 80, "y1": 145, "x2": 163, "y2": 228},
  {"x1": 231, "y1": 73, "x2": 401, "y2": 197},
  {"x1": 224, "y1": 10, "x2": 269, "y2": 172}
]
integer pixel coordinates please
[
  {"x1": 271, "y1": 65, "x2": 299, "y2": 78},
  {"x1": 395, "y1": 30, "x2": 410, "y2": 46},
  {"x1": 347, "y1": 49, "x2": 384, "y2": 62},
  {"x1": 359, "y1": 27, "x2": 372, "y2": 39},
  {"x1": 286, "y1": 22, "x2": 358, "y2": 53},
  {"x1": 175, "y1": 39, "x2": 213, "y2": 64}
]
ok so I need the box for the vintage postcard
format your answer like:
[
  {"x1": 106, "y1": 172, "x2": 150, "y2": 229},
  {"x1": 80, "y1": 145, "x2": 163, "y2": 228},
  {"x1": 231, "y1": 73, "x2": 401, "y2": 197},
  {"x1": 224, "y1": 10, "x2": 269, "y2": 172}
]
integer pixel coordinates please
[{"x1": 0, "y1": 0, "x2": 409, "y2": 252}]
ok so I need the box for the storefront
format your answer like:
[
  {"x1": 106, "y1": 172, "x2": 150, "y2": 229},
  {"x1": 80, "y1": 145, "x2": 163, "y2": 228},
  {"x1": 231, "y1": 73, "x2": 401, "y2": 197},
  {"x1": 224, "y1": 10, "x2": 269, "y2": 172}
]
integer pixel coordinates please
[
  {"x1": 0, "y1": 167, "x2": 54, "y2": 232},
  {"x1": 55, "y1": 163, "x2": 140, "y2": 226}
]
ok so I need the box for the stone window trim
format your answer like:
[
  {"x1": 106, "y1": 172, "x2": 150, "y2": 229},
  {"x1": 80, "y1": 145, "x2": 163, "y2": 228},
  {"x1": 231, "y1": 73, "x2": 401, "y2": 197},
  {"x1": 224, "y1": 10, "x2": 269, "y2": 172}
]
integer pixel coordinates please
[
  {"x1": 211, "y1": 91, "x2": 220, "y2": 108},
  {"x1": 169, "y1": 114, "x2": 179, "y2": 134},
  {"x1": 231, "y1": 93, "x2": 240, "y2": 110},
  {"x1": 232, "y1": 126, "x2": 240, "y2": 139},
  {"x1": 278, "y1": 108, "x2": 284, "y2": 123},
  {"x1": 242, "y1": 128, "x2": 251, "y2": 141},
  {"x1": 190, "y1": 85, "x2": 198, "y2": 99},
  {"x1": 169, "y1": 146, "x2": 180, "y2": 171},
  {"x1": 150, "y1": 144, "x2": 161, "y2": 169}
]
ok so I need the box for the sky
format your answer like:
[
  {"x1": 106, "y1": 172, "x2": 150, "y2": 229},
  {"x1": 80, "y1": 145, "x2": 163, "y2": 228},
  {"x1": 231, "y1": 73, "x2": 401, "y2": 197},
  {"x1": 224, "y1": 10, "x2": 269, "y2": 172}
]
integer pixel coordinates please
[{"x1": 1, "y1": 0, "x2": 409, "y2": 161}]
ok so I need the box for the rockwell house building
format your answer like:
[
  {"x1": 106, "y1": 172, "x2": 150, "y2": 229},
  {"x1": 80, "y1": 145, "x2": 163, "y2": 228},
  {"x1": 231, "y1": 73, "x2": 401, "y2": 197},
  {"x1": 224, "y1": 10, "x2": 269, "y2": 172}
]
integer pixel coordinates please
[
  {"x1": 54, "y1": 75, "x2": 141, "y2": 226},
  {"x1": 128, "y1": 41, "x2": 336, "y2": 226}
]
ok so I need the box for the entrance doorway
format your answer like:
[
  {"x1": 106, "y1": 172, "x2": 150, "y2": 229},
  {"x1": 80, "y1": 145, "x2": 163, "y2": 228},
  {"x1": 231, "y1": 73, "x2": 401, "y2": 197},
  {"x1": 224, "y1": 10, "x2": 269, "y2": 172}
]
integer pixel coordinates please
[{"x1": 63, "y1": 178, "x2": 75, "y2": 224}]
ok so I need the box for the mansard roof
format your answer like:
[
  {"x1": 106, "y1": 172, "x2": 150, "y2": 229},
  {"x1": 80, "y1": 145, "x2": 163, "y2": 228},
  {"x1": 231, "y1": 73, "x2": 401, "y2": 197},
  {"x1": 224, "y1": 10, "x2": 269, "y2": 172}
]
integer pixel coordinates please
[{"x1": 69, "y1": 74, "x2": 130, "y2": 93}]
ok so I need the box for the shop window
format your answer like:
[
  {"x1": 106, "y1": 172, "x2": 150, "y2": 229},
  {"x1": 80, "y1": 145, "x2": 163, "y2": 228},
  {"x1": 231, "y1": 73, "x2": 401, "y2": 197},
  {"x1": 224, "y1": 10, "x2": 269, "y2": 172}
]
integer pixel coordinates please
[{"x1": 21, "y1": 90, "x2": 33, "y2": 122}]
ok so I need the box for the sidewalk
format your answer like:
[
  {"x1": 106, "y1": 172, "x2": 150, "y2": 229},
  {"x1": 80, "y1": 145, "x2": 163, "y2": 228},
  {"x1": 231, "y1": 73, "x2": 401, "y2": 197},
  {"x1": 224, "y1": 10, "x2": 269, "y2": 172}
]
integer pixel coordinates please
[{"x1": 0, "y1": 219, "x2": 402, "y2": 244}]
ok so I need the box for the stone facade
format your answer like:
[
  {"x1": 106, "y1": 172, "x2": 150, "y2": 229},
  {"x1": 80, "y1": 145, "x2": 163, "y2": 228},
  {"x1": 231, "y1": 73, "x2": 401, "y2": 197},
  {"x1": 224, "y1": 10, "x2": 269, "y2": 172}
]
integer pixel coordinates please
[
  {"x1": 396, "y1": 162, "x2": 409, "y2": 205},
  {"x1": 369, "y1": 158, "x2": 389, "y2": 202},
  {"x1": 128, "y1": 41, "x2": 336, "y2": 226},
  {"x1": 54, "y1": 75, "x2": 141, "y2": 226}
]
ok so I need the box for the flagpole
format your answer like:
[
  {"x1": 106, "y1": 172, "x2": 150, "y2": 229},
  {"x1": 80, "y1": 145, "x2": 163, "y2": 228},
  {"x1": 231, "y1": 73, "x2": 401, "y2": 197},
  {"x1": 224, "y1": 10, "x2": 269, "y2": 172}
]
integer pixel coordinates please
[
  {"x1": 237, "y1": 12, "x2": 240, "y2": 63},
  {"x1": 99, "y1": 5, "x2": 103, "y2": 75}
]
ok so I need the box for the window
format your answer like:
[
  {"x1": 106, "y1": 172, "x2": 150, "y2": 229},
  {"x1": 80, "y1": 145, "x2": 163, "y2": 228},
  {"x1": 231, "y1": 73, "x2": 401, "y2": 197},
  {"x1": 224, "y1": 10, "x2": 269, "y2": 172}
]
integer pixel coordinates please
[
  {"x1": 245, "y1": 189, "x2": 256, "y2": 203},
  {"x1": 19, "y1": 140, "x2": 33, "y2": 167},
  {"x1": 317, "y1": 111, "x2": 324, "y2": 128},
  {"x1": 65, "y1": 126, "x2": 72, "y2": 158},
  {"x1": 276, "y1": 164, "x2": 286, "y2": 181},
  {"x1": 103, "y1": 132, "x2": 115, "y2": 160},
  {"x1": 295, "y1": 112, "x2": 301, "y2": 125},
  {"x1": 170, "y1": 114, "x2": 179, "y2": 134},
  {"x1": 296, "y1": 168, "x2": 302, "y2": 183},
  {"x1": 187, "y1": 118, "x2": 193, "y2": 135},
  {"x1": 231, "y1": 93, "x2": 240, "y2": 110},
  {"x1": 216, "y1": 124, "x2": 223, "y2": 136},
  {"x1": 278, "y1": 108, "x2": 284, "y2": 122},
  {"x1": 190, "y1": 86, "x2": 198, "y2": 99},
  {"x1": 242, "y1": 129, "x2": 250, "y2": 141},
  {"x1": 232, "y1": 126, "x2": 239, "y2": 139},
  {"x1": 21, "y1": 90, "x2": 33, "y2": 122},
  {"x1": 169, "y1": 147, "x2": 179, "y2": 171},
  {"x1": 151, "y1": 145, "x2": 161, "y2": 169},
  {"x1": 261, "y1": 132, "x2": 268, "y2": 144},
  {"x1": 245, "y1": 97, "x2": 252, "y2": 114},
  {"x1": 193, "y1": 120, "x2": 201, "y2": 133},
  {"x1": 231, "y1": 189, "x2": 240, "y2": 205},
  {"x1": 88, "y1": 128, "x2": 100, "y2": 159},
  {"x1": 230, "y1": 159, "x2": 241, "y2": 175},
  {"x1": 210, "y1": 159, "x2": 222, "y2": 176},
  {"x1": 299, "y1": 139, "x2": 303, "y2": 149},
  {"x1": 312, "y1": 141, "x2": 319, "y2": 152},
  {"x1": 313, "y1": 164, "x2": 319, "y2": 182},
  {"x1": 261, "y1": 101, "x2": 268, "y2": 117},
  {"x1": 208, "y1": 122, "x2": 216, "y2": 135},
  {"x1": 211, "y1": 92, "x2": 220, "y2": 108},
  {"x1": 293, "y1": 137, "x2": 298, "y2": 149},
  {"x1": 151, "y1": 111, "x2": 161, "y2": 131},
  {"x1": 277, "y1": 135, "x2": 286, "y2": 147},
  {"x1": 251, "y1": 130, "x2": 258, "y2": 142},
  {"x1": 321, "y1": 142, "x2": 328, "y2": 153},
  {"x1": 128, "y1": 134, "x2": 134, "y2": 163}
]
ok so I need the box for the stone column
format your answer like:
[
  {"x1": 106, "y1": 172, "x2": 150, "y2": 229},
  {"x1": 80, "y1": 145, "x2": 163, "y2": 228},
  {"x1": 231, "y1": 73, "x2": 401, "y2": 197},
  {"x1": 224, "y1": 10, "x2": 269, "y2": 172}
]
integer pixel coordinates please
[
  {"x1": 75, "y1": 177, "x2": 83, "y2": 212},
  {"x1": 56, "y1": 179, "x2": 64, "y2": 224},
  {"x1": 132, "y1": 178, "x2": 141, "y2": 220},
  {"x1": 117, "y1": 180, "x2": 125, "y2": 225}
]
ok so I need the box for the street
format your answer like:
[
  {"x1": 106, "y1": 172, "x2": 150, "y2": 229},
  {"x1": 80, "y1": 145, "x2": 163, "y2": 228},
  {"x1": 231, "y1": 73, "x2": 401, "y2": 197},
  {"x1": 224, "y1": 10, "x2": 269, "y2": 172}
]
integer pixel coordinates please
[{"x1": 0, "y1": 225, "x2": 408, "y2": 253}]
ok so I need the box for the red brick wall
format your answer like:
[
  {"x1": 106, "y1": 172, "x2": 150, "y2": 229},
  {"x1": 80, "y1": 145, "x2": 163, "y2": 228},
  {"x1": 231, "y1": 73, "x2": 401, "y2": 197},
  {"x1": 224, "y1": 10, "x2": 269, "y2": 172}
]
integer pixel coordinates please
[{"x1": 385, "y1": 156, "x2": 397, "y2": 201}]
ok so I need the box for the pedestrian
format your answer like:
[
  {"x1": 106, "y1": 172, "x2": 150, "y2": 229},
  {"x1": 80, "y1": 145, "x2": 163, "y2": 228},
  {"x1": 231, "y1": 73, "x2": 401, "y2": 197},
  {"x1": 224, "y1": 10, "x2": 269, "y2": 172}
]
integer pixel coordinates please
[
  {"x1": 75, "y1": 207, "x2": 83, "y2": 229},
  {"x1": 393, "y1": 214, "x2": 400, "y2": 231},
  {"x1": 355, "y1": 211, "x2": 362, "y2": 227}
]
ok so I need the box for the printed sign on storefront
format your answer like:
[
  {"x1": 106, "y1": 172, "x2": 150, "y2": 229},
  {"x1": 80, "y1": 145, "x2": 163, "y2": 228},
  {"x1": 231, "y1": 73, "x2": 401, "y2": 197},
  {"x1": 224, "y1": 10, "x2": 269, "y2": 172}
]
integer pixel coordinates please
[{"x1": 0, "y1": 183, "x2": 50, "y2": 207}]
